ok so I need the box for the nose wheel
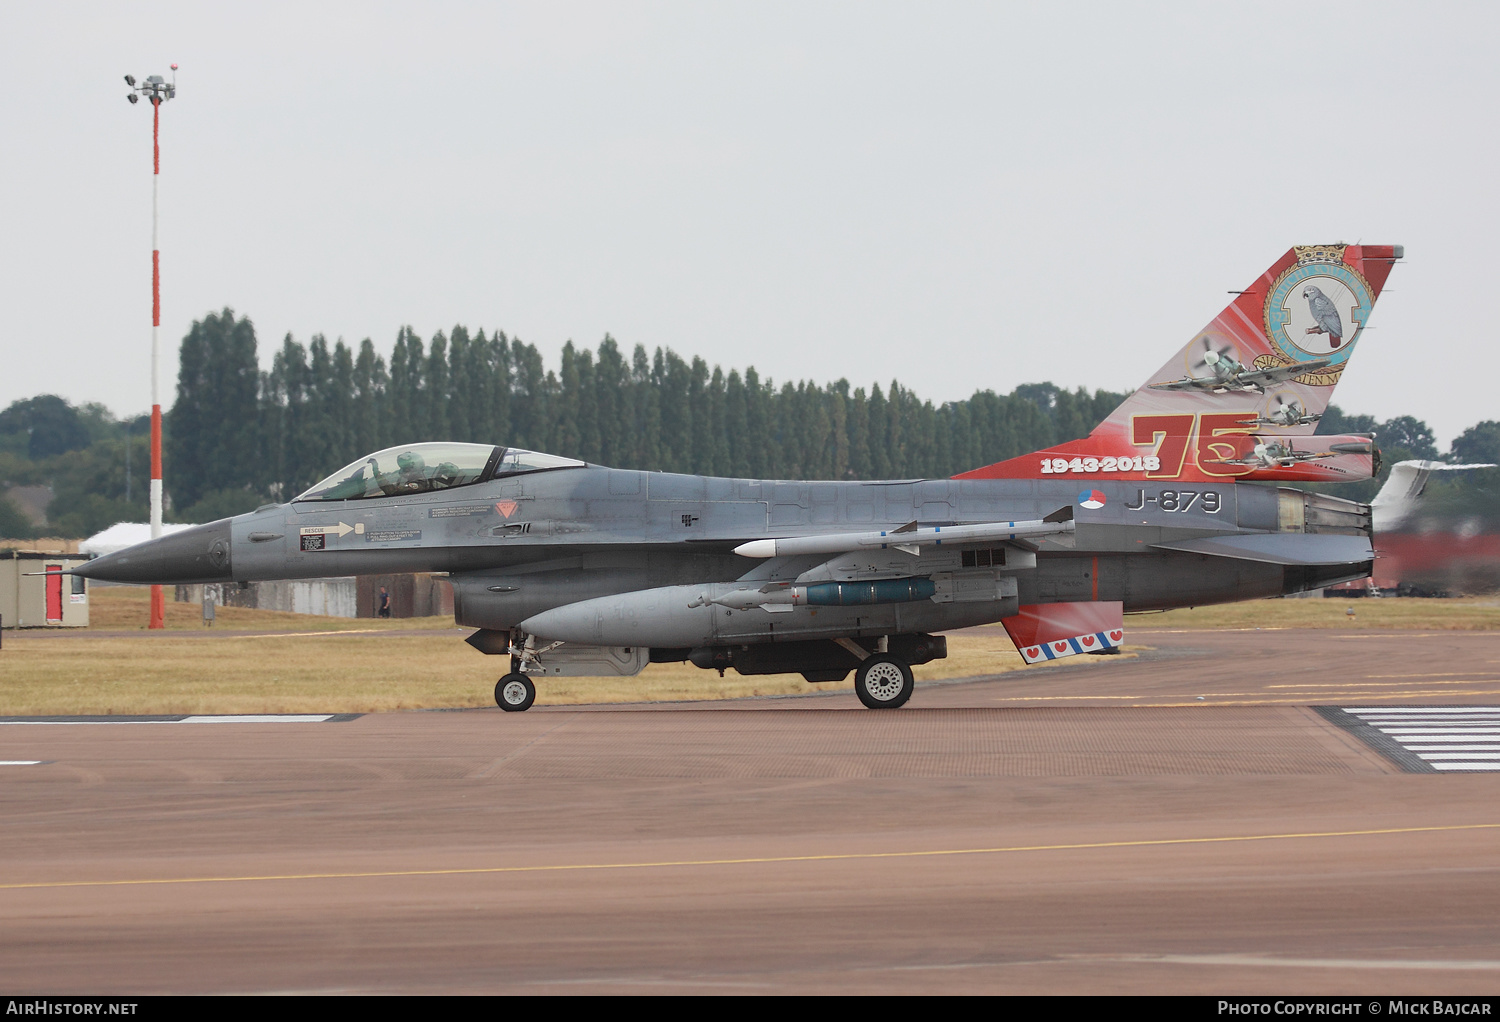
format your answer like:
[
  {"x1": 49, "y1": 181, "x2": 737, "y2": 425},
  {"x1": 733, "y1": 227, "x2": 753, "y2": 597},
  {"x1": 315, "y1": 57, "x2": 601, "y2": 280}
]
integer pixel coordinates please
[
  {"x1": 495, "y1": 673, "x2": 536, "y2": 712},
  {"x1": 854, "y1": 655, "x2": 914, "y2": 709}
]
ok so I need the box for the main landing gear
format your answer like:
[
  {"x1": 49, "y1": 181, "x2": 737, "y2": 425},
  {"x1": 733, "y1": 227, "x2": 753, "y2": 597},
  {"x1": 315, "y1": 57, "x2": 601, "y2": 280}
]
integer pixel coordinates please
[
  {"x1": 853, "y1": 654, "x2": 914, "y2": 710},
  {"x1": 495, "y1": 673, "x2": 536, "y2": 712},
  {"x1": 495, "y1": 637, "x2": 540, "y2": 712}
]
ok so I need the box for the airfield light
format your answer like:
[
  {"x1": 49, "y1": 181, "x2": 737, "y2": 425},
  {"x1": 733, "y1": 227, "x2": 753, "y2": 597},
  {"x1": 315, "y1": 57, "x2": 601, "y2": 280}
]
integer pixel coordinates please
[{"x1": 124, "y1": 66, "x2": 179, "y2": 630}]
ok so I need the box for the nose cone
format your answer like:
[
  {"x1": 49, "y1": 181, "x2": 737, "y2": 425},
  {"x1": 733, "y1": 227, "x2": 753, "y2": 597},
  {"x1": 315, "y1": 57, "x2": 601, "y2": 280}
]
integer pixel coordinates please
[{"x1": 75, "y1": 520, "x2": 234, "y2": 584}]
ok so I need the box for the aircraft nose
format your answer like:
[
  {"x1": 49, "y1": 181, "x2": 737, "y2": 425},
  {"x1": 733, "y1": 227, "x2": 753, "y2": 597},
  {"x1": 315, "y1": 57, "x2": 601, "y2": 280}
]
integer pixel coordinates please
[{"x1": 74, "y1": 520, "x2": 235, "y2": 585}]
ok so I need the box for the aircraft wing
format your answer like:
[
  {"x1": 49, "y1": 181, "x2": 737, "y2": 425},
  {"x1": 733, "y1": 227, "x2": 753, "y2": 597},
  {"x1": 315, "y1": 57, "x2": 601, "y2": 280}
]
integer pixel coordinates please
[
  {"x1": 1236, "y1": 357, "x2": 1333, "y2": 388},
  {"x1": 1147, "y1": 376, "x2": 1215, "y2": 392},
  {"x1": 1152, "y1": 533, "x2": 1373, "y2": 566}
]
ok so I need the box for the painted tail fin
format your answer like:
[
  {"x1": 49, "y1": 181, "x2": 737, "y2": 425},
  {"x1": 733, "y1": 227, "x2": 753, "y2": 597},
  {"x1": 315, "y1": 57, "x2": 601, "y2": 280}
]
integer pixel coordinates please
[{"x1": 957, "y1": 244, "x2": 1402, "y2": 484}]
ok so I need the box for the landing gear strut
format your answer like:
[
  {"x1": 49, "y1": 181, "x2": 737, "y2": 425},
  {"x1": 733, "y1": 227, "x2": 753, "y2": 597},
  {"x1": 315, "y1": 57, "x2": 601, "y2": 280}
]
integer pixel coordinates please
[
  {"x1": 854, "y1": 654, "x2": 914, "y2": 709},
  {"x1": 495, "y1": 673, "x2": 536, "y2": 712}
]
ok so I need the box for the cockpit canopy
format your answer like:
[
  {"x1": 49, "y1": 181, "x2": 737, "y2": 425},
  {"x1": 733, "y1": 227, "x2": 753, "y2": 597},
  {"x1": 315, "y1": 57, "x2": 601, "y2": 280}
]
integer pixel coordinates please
[{"x1": 294, "y1": 443, "x2": 584, "y2": 502}]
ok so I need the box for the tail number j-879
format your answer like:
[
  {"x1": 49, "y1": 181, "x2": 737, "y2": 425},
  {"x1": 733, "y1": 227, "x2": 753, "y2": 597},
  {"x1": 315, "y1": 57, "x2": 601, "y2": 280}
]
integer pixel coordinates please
[{"x1": 1125, "y1": 489, "x2": 1220, "y2": 513}]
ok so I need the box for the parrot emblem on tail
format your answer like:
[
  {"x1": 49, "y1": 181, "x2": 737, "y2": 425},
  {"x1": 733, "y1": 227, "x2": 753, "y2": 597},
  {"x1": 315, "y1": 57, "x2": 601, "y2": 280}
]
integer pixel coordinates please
[{"x1": 1302, "y1": 285, "x2": 1345, "y2": 348}]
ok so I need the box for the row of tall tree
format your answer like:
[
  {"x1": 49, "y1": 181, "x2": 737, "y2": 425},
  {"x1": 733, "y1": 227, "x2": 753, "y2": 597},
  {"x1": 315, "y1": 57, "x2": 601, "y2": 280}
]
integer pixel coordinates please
[
  {"x1": 168, "y1": 309, "x2": 1124, "y2": 510},
  {"x1": 5, "y1": 307, "x2": 1500, "y2": 537}
]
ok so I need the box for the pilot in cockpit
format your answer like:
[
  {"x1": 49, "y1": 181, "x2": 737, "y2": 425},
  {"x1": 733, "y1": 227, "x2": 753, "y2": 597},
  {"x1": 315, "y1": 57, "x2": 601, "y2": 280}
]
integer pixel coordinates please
[{"x1": 394, "y1": 450, "x2": 428, "y2": 493}]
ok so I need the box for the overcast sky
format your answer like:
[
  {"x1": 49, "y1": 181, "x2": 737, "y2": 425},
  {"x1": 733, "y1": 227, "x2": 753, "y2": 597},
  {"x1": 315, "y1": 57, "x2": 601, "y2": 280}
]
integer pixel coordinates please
[{"x1": 3, "y1": 2, "x2": 1496, "y2": 448}]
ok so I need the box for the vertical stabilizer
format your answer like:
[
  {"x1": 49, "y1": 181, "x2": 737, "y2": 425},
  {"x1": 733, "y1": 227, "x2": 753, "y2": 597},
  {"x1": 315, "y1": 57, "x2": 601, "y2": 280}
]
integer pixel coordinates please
[{"x1": 958, "y1": 244, "x2": 1402, "y2": 484}]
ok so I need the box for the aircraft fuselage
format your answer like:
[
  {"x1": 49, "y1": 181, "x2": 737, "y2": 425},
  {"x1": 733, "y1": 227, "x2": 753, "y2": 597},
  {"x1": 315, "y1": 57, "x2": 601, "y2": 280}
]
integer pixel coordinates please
[{"x1": 80, "y1": 464, "x2": 1372, "y2": 639}]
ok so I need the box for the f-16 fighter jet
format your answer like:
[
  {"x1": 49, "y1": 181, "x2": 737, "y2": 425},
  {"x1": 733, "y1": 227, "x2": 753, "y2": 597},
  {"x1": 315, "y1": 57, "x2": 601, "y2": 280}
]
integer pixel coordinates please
[{"x1": 76, "y1": 245, "x2": 1401, "y2": 711}]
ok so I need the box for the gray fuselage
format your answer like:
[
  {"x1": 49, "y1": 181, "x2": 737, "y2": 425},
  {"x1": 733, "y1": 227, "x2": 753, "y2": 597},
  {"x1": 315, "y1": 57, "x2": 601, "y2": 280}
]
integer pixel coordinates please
[{"x1": 77, "y1": 462, "x2": 1374, "y2": 649}]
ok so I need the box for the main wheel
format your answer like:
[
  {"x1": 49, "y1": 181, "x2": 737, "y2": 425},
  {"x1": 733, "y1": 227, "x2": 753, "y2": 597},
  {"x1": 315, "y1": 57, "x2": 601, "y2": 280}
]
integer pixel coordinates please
[
  {"x1": 854, "y1": 655, "x2": 914, "y2": 709},
  {"x1": 495, "y1": 673, "x2": 536, "y2": 712}
]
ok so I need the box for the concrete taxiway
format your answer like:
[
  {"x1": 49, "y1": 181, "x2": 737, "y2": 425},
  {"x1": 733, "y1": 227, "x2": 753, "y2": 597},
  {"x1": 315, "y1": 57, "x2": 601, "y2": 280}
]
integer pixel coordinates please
[{"x1": 2, "y1": 627, "x2": 1499, "y2": 994}]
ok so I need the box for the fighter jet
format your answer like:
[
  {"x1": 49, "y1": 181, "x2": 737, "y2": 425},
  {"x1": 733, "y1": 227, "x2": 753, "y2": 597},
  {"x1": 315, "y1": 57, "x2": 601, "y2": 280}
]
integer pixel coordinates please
[
  {"x1": 1150, "y1": 347, "x2": 1332, "y2": 395},
  {"x1": 75, "y1": 244, "x2": 1401, "y2": 711}
]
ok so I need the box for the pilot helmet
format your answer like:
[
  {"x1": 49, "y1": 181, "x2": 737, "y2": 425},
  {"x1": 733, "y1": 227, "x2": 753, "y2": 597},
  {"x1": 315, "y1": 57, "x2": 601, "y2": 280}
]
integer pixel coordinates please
[{"x1": 396, "y1": 451, "x2": 426, "y2": 473}]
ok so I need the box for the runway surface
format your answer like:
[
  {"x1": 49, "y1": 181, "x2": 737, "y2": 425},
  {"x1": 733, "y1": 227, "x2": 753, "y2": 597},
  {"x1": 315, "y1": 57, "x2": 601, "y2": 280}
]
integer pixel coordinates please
[{"x1": 3, "y1": 627, "x2": 1500, "y2": 994}]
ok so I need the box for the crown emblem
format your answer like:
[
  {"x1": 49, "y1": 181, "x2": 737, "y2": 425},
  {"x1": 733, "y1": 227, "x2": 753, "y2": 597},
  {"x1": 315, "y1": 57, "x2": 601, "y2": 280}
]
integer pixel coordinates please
[{"x1": 1293, "y1": 244, "x2": 1348, "y2": 265}]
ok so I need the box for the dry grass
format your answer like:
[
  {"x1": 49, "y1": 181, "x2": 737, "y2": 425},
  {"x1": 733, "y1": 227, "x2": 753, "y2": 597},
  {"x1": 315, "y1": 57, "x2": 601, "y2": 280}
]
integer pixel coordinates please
[
  {"x1": 85, "y1": 585, "x2": 453, "y2": 632},
  {"x1": 1, "y1": 588, "x2": 1493, "y2": 716},
  {"x1": 0, "y1": 630, "x2": 1064, "y2": 716},
  {"x1": 2, "y1": 588, "x2": 1064, "y2": 714}
]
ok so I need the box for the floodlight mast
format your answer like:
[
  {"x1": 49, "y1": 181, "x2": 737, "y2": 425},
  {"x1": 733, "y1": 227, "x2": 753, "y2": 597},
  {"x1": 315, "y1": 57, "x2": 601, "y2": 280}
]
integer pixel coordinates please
[{"x1": 125, "y1": 66, "x2": 178, "y2": 629}]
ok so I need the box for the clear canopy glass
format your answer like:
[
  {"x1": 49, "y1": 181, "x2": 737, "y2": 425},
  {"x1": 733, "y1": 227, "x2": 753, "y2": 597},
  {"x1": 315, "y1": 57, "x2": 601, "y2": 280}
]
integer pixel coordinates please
[
  {"x1": 294, "y1": 443, "x2": 586, "y2": 502},
  {"x1": 492, "y1": 448, "x2": 585, "y2": 476},
  {"x1": 295, "y1": 443, "x2": 499, "y2": 501}
]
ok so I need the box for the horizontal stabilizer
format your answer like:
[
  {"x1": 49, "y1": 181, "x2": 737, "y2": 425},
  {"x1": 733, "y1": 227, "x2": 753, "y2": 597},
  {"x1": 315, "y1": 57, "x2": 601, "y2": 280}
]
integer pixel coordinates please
[
  {"x1": 1151, "y1": 533, "x2": 1373, "y2": 566},
  {"x1": 1002, "y1": 601, "x2": 1124, "y2": 664}
]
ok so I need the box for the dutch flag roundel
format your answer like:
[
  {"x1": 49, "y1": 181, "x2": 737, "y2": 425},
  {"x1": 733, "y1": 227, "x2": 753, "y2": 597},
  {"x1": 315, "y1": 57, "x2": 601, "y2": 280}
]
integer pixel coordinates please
[{"x1": 1078, "y1": 489, "x2": 1106, "y2": 510}]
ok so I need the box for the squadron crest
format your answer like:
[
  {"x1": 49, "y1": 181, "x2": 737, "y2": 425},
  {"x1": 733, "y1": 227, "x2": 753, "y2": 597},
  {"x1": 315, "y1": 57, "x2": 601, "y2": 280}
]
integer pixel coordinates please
[{"x1": 1260, "y1": 247, "x2": 1374, "y2": 386}]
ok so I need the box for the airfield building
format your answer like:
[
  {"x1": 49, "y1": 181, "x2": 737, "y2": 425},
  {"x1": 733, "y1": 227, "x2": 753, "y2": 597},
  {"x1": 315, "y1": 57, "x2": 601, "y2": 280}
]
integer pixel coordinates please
[{"x1": 0, "y1": 550, "x2": 89, "y2": 628}]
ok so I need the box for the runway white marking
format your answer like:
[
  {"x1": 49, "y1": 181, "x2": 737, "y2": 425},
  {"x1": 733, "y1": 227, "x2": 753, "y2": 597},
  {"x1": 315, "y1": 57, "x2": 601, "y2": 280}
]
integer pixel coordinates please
[
  {"x1": 0, "y1": 761, "x2": 42, "y2": 766},
  {"x1": 1347, "y1": 706, "x2": 1500, "y2": 714},
  {"x1": 1406, "y1": 745, "x2": 1500, "y2": 752},
  {"x1": 1358, "y1": 714, "x2": 1500, "y2": 721},
  {"x1": 177, "y1": 715, "x2": 334, "y2": 724},
  {"x1": 1347, "y1": 707, "x2": 1500, "y2": 771}
]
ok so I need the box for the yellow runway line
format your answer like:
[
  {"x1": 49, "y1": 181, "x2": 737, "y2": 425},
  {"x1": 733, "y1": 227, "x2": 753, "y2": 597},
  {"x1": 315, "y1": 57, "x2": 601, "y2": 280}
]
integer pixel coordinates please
[
  {"x1": 3, "y1": 823, "x2": 1497, "y2": 892},
  {"x1": 222, "y1": 630, "x2": 386, "y2": 640},
  {"x1": 1270, "y1": 678, "x2": 1498, "y2": 688},
  {"x1": 1361, "y1": 672, "x2": 1500, "y2": 680}
]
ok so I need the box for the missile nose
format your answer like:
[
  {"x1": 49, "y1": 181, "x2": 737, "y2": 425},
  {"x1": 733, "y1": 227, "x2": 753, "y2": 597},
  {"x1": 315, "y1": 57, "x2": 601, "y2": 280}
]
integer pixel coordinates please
[{"x1": 73, "y1": 520, "x2": 235, "y2": 585}]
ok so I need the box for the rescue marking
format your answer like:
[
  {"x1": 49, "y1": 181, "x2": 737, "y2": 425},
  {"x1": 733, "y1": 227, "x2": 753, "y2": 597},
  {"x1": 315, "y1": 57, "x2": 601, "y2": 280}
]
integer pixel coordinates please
[{"x1": 1, "y1": 823, "x2": 1493, "y2": 892}]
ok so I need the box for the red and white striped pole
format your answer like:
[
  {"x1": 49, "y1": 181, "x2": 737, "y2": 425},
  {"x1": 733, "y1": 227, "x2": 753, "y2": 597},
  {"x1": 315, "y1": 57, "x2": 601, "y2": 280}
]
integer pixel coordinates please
[
  {"x1": 148, "y1": 90, "x2": 164, "y2": 629},
  {"x1": 127, "y1": 68, "x2": 176, "y2": 629}
]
